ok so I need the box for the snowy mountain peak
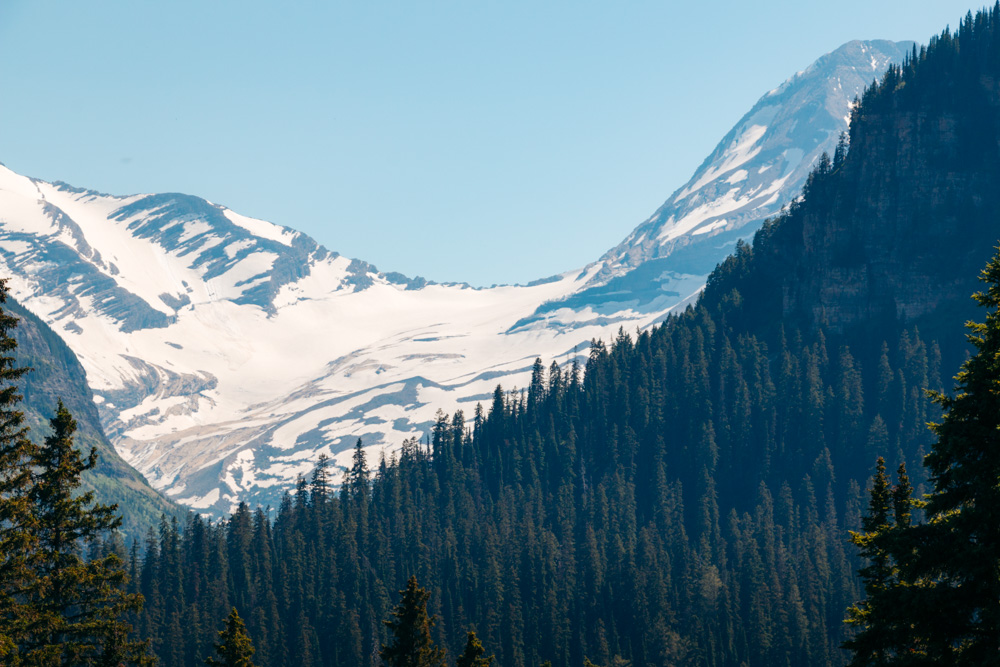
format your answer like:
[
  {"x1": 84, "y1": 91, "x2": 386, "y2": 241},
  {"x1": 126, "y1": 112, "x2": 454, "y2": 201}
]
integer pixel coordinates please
[
  {"x1": 0, "y1": 171, "x2": 435, "y2": 335},
  {"x1": 598, "y1": 39, "x2": 914, "y2": 278}
]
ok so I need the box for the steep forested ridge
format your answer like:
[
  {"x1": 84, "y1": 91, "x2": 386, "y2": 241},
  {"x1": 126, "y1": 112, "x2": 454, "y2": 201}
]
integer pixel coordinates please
[
  {"x1": 129, "y1": 7, "x2": 1000, "y2": 667},
  {"x1": 704, "y1": 6, "x2": 1000, "y2": 349},
  {"x1": 130, "y1": 316, "x2": 941, "y2": 667}
]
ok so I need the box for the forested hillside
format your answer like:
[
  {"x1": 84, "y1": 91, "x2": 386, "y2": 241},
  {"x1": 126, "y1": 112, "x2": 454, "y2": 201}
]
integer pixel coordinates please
[{"x1": 127, "y1": 7, "x2": 1000, "y2": 667}]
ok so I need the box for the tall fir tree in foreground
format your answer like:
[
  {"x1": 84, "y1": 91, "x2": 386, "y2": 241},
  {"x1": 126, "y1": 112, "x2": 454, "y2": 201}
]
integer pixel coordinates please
[
  {"x1": 0, "y1": 279, "x2": 35, "y2": 661},
  {"x1": 23, "y1": 401, "x2": 150, "y2": 665},
  {"x1": 380, "y1": 576, "x2": 446, "y2": 667},
  {"x1": 206, "y1": 608, "x2": 257, "y2": 667},
  {"x1": 915, "y1": 245, "x2": 1000, "y2": 664},
  {"x1": 0, "y1": 280, "x2": 149, "y2": 664},
  {"x1": 847, "y1": 245, "x2": 1000, "y2": 665}
]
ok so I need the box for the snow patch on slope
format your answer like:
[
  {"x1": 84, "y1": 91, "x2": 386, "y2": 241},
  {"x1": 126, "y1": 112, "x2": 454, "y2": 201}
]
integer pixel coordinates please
[{"x1": 222, "y1": 209, "x2": 297, "y2": 247}]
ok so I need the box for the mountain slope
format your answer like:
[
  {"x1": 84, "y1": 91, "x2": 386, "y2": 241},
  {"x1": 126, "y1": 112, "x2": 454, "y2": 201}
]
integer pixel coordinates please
[
  {"x1": 605, "y1": 40, "x2": 913, "y2": 272},
  {"x1": 0, "y1": 39, "x2": 911, "y2": 515},
  {"x1": 702, "y1": 26, "x2": 1000, "y2": 356},
  {"x1": 527, "y1": 40, "x2": 913, "y2": 327},
  {"x1": 6, "y1": 293, "x2": 179, "y2": 537},
  {"x1": 0, "y1": 163, "x2": 645, "y2": 514}
]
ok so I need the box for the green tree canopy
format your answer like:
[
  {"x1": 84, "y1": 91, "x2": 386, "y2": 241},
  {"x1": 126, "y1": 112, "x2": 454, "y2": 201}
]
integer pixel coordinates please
[
  {"x1": 914, "y1": 245, "x2": 1000, "y2": 663},
  {"x1": 380, "y1": 576, "x2": 446, "y2": 667},
  {"x1": 206, "y1": 608, "x2": 257, "y2": 667},
  {"x1": 23, "y1": 400, "x2": 150, "y2": 665},
  {"x1": 846, "y1": 245, "x2": 1000, "y2": 665},
  {"x1": 843, "y1": 459, "x2": 919, "y2": 665},
  {"x1": 456, "y1": 630, "x2": 493, "y2": 667},
  {"x1": 0, "y1": 280, "x2": 35, "y2": 663}
]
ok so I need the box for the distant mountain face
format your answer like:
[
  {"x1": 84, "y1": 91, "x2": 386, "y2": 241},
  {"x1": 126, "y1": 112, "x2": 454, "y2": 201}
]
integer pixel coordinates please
[
  {"x1": 530, "y1": 40, "x2": 914, "y2": 328},
  {"x1": 0, "y1": 40, "x2": 911, "y2": 515},
  {"x1": 610, "y1": 40, "x2": 913, "y2": 266}
]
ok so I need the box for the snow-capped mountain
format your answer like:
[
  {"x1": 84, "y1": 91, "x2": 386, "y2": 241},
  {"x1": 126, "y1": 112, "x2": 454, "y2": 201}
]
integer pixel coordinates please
[
  {"x1": 0, "y1": 165, "x2": 633, "y2": 513},
  {"x1": 525, "y1": 40, "x2": 914, "y2": 330},
  {"x1": 0, "y1": 40, "x2": 910, "y2": 515}
]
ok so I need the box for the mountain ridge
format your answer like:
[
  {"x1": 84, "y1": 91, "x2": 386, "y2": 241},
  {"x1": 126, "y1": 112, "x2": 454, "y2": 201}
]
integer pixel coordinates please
[
  {"x1": 593, "y1": 39, "x2": 913, "y2": 277},
  {"x1": 510, "y1": 39, "x2": 914, "y2": 332}
]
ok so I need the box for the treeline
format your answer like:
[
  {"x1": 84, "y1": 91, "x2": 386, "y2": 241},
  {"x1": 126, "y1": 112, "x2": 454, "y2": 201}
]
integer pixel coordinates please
[{"x1": 130, "y1": 304, "x2": 943, "y2": 666}]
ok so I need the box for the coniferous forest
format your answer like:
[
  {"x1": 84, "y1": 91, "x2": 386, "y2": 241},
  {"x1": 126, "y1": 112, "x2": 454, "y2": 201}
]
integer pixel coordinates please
[
  {"x1": 126, "y1": 313, "x2": 944, "y2": 667},
  {"x1": 5, "y1": 6, "x2": 1000, "y2": 667}
]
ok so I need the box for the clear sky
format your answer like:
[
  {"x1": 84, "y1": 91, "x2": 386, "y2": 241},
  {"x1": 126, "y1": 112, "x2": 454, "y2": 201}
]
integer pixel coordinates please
[{"x1": 0, "y1": 1, "x2": 982, "y2": 286}]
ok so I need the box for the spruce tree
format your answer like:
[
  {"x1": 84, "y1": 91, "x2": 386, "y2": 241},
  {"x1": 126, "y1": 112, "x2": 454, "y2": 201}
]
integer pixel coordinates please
[
  {"x1": 205, "y1": 607, "x2": 256, "y2": 667},
  {"x1": 0, "y1": 280, "x2": 35, "y2": 663},
  {"x1": 843, "y1": 458, "x2": 918, "y2": 665},
  {"x1": 846, "y1": 246, "x2": 1000, "y2": 665},
  {"x1": 23, "y1": 401, "x2": 150, "y2": 665},
  {"x1": 456, "y1": 630, "x2": 493, "y2": 667},
  {"x1": 910, "y1": 246, "x2": 1000, "y2": 664},
  {"x1": 380, "y1": 576, "x2": 446, "y2": 667},
  {"x1": 345, "y1": 438, "x2": 369, "y2": 501}
]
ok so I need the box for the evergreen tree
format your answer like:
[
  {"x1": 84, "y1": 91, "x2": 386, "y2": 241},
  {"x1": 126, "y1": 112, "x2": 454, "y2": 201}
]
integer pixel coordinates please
[
  {"x1": 345, "y1": 439, "x2": 370, "y2": 501},
  {"x1": 23, "y1": 401, "x2": 150, "y2": 665},
  {"x1": 846, "y1": 245, "x2": 1000, "y2": 665},
  {"x1": 456, "y1": 630, "x2": 493, "y2": 667},
  {"x1": 0, "y1": 280, "x2": 35, "y2": 663},
  {"x1": 206, "y1": 607, "x2": 256, "y2": 667},
  {"x1": 843, "y1": 458, "x2": 918, "y2": 665},
  {"x1": 311, "y1": 453, "x2": 332, "y2": 507},
  {"x1": 380, "y1": 576, "x2": 446, "y2": 667},
  {"x1": 908, "y1": 246, "x2": 1000, "y2": 664}
]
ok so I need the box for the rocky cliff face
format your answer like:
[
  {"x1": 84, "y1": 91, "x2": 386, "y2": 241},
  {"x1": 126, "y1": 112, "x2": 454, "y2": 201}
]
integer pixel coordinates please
[{"x1": 797, "y1": 109, "x2": 997, "y2": 333}]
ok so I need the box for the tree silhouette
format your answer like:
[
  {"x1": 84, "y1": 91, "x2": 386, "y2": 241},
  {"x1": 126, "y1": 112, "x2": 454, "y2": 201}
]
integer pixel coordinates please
[
  {"x1": 206, "y1": 608, "x2": 256, "y2": 667},
  {"x1": 380, "y1": 576, "x2": 446, "y2": 667},
  {"x1": 456, "y1": 630, "x2": 493, "y2": 667}
]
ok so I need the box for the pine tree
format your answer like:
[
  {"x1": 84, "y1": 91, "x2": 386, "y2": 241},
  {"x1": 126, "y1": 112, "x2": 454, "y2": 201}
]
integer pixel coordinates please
[
  {"x1": 833, "y1": 131, "x2": 849, "y2": 169},
  {"x1": 456, "y1": 630, "x2": 494, "y2": 667},
  {"x1": 22, "y1": 400, "x2": 151, "y2": 665},
  {"x1": 205, "y1": 608, "x2": 256, "y2": 667},
  {"x1": 843, "y1": 458, "x2": 918, "y2": 665},
  {"x1": 311, "y1": 452, "x2": 332, "y2": 507},
  {"x1": 846, "y1": 246, "x2": 1000, "y2": 665},
  {"x1": 0, "y1": 280, "x2": 35, "y2": 664},
  {"x1": 909, "y1": 246, "x2": 1000, "y2": 664},
  {"x1": 345, "y1": 438, "x2": 370, "y2": 501},
  {"x1": 380, "y1": 576, "x2": 446, "y2": 667}
]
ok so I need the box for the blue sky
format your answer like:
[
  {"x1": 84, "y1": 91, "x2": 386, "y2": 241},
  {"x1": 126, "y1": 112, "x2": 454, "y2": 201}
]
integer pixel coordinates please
[{"x1": 0, "y1": 1, "x2": 981, "y2": 286}]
